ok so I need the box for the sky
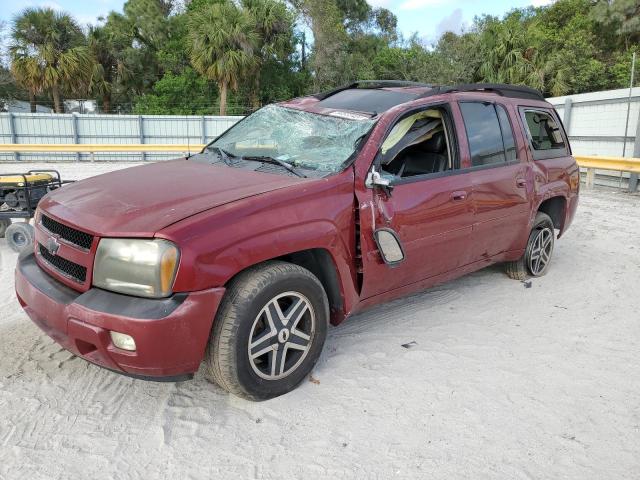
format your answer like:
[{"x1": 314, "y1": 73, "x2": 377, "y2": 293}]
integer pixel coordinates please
[{"x1": 0, "y1": 0, "x2": 555, "y2": 44}]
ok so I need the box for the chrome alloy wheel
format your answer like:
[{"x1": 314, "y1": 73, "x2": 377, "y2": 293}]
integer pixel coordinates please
[
  {"x1": 528, "y1": 227, "x2": 553, "y2": 275},
  {"x1": 247, "y1": 291, "x2": 315, "y2": 380}
]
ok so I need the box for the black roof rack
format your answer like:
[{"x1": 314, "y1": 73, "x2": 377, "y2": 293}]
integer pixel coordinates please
[
  {"x1": 314, "y1": 80, "x2": 434, "y2": 101},
  {"x1": 314, "y1": 80, "x2": 545, "y2": 102},
  {"x1": 421, "y1": 83, "x2": 545, "y2": 101},
  {"x1": 309, "y1": 81, "x2": 545, "y2": 115}
]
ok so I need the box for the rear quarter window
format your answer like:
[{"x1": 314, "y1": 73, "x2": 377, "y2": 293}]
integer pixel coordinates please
[{"x1": 520, "y1": 108, "x2": 568, "y2": 160}]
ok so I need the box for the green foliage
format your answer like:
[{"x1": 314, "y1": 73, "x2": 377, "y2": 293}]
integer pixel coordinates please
[
  {"x1": 5, "y1": 0, "x2": 640, "y2": 114},
  {"x1": 430, "y1": 32, "x2": 481, "y2": 84},
  {"x1": 133, "y1": 68, "x2": 215, "y2": 114},
  {"x1": 0, "y1": 66, "x2": 22, "y2": 102},
  {"x1": 187, "y1": 1, "x2": 258, "y2": 114},
  {"x1": 10, "y1": 7, "x2": 93, "y2": 112},
  {"x1": 592, "y1": 0, "x2": 640, "y2": 48},
  {"x1": 609, "y1": 47, "x2": 640, "y2": 87},
  {"x1": 372, "y1": 41, "x2": 434, "y2": 82}
]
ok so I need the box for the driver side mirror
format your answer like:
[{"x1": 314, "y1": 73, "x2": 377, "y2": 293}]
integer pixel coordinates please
[
  {"x1": 374, "y1": 228, "x2": 405, "y2": 266},
  {"x1": 365, "y1": 165, "x2": 393, "y2": 190}
]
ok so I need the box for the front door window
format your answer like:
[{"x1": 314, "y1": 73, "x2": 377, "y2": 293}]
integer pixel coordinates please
[{"x1": 379, "y1": 108, "x2": 455, "y2": 179}]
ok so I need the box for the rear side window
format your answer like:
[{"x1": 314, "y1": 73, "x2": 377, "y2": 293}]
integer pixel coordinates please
[
  {"x1": 496, "y1": 106, "x2": 517, "y2": 162},
  {"x1": 521, "y1": 109, "x2": 567, "y2": 159},
  {"x1": 460, "y1": 102, "x2": 517, "y2": 167}
]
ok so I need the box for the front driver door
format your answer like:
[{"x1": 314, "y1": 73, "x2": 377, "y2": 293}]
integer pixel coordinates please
[{"x1": 357, "y1": 104, "x2": 476, "y2": 300}]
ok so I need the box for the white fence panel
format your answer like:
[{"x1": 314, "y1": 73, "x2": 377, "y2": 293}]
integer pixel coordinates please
[
  {"x1": 0, "y1": 113, "x2": 243, "y2": 162},
  {"x1": 545, "y1": 87, "x2": 640, "y2": 188}
]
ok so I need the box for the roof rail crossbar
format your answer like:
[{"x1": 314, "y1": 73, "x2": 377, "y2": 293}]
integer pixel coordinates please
[
  {"x1": 421, "y1": 83, "x2": 545, "y2": 101},
  {"x1": 314, "y1": 80, "x2": 434, "y2": 100}
]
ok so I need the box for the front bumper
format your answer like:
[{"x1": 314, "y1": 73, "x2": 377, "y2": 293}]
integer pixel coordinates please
[{"x1": 15, "y1": 250, "x2": 225, "y2": 380}]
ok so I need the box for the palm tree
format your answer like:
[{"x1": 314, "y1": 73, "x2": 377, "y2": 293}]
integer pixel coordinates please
[
  {"x1": 242, "y1": 0, "x2": 294, "y2": 108},
  {"x1": 478, "y1": 18, "x2": 570, "y2": 97},
  {"x1": 87, "y1": 24, "x2": 130, "y2": 113},
  {"x1": 187, "y1": 2, "x2": 258, "y2": 115},
  {"x1": 10, "y1": 8, "x2": 94, "y2": 113},
  {"x1": 479, "y1": 21, "x2": 545, "y2": 90},
  {"x1": 10, "y1": 56, "x2": 43, "y2": 112}
]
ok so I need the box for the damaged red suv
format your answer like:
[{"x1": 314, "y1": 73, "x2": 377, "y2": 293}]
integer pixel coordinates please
[{"x1": 15, "y1": 81, "x2": 579, "y2": 400}]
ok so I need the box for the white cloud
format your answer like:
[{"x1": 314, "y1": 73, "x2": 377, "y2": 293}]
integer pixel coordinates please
[
  {"x1": 436, "y1": 8, "x2": 464, "y2": 36},
  {"x1": 74, "y1": 13, "x2": 105, "y2": 27},
  {"x1": 399, "y1": 0, "x2": 445, "y2": 10}
]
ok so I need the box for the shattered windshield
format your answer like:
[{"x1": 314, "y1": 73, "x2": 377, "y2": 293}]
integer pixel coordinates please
[{"x1": 207, "y1": 104, "x2": 376, "y2": 175}]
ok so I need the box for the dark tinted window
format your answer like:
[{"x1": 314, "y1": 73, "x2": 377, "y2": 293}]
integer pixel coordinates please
[
  {"x1": 497, "y1": 105, "x2": 517, "y2": 161},
  {"x1": 460, "y1": 102, "x2": 506, "y2": 166},
  {"x1": 523, "y1": 110, "x2": 566, "y2": 151}
]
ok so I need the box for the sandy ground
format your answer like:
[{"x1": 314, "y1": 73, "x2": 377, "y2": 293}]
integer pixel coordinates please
[{"x1": 0, "y1": 163, "x2": 639, "y2": 480}]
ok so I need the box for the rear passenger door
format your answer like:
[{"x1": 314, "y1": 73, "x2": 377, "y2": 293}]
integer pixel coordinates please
[{"x1": 458, "y1": 101, "x2": 532, "y2": 259}]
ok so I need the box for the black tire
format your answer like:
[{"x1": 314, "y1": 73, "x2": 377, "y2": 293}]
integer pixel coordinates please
[
  {"x1": 505, "y1": 212, "x2": 555, "y2": 280},
  {"x1": 5, "y1": 222, "x2": 35, "y2": 253},
  {"x1": 0, "y1": 218, "x2": 10, "y2": 238},
  {"x1": 205, "y1": 261, "x2": 329, "y2": 401}
]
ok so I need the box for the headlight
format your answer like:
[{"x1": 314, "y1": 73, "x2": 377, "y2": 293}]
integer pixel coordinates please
[{"x1": 93, "y1": 239, "x2": 180, "y2": 298}]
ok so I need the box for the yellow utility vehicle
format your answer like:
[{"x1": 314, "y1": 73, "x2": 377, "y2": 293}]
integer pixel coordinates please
[{"x1": 0, "y1": 170, "x2": 64, "y2": 252}]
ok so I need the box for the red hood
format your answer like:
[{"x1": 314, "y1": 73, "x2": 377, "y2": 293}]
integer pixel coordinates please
[{"x1": 39, "y1": 159, "x2": 309, "y2": 237}]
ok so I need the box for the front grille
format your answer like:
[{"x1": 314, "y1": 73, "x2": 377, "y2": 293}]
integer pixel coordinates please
[
  {"x1": 39, "y1": 243, "x2": 87, "y2": 283},
  {"x1": 41, "y1": 214, "x2": 94, "y2": 250}
]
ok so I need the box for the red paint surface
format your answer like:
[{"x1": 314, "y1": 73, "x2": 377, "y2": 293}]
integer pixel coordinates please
[
  {"x1": 15, "y1": 266, "x2": 225, "y2": 376},
  {"x1": 17, "y1": 87, "x2": 579, "y2": 378}
]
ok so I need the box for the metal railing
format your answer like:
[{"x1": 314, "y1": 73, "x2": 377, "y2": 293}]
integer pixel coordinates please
[
  {"x1": 0, "y1": 143, "x2": 207, "y2": 163},
  {"x1": 0, "y1": 143, "x2": 205, "y2": 153},
  {"x1": 575, "y1": 155, "x2": 640, "y2": 189}
]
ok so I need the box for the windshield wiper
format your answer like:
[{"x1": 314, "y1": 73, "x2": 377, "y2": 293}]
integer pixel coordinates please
[
  {"x1": 241, "y1": 155, "x2": 308, "y2": 178},
  {"x1": 207, "y1": 146, "x2": 235, "y2": 166}
]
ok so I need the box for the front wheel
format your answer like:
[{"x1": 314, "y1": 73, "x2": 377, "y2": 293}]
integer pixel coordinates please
[
  {"x1": 205, "y1": 261, "x2": 329, "y2": 401},
  {"x1": 505, "y1": 212, "x2": 555, "y2": 280}
]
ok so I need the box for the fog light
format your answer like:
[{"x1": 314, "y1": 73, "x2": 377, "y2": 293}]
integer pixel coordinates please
[{"x1": 110, "y1": 331, "x2": 136, "y2": 351}]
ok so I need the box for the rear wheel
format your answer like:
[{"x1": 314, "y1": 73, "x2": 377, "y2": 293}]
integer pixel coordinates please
[
  {"x1": 5, "y1": 222, "x2": 34, "y2": 253},
  {"x1": 505, "y1": 212, "x2": 555, "y2": 280},
  {"x1": 0, "y1": 218, "x2": 10, "y2": 238},
  {"x1": 205, "y1": 261, "x2": 329, "y2": 401}
]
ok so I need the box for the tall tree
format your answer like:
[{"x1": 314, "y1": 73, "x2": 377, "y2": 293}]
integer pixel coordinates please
[
  {"x1": 10, "y1": 57, "x2": 42, "y2": 112},
  {"x1": 9, "y1": 8, "x2": 93, "y2": 113},
  {"x1": 293, "y1": 0, "x2": 350, "y2": 90},
  {"x1": 593, "y1": 0, "x2": 640, "y2": 49},
  {"x1": 430, "y1": 32, "x2": 481, "y2": 84},
  {"x1": 242, "y1": 0, "x2": 295, "y2": 108},
  {"x1": 187, "y1": 2, "x2": 258, "y2": 114},
  {"x1": 476, "y1": 14, "x2": 548, "y2": 92},
  {"x1": 96, "y1": 0, "x2": 175, "y2": 109},
  {"x1": 87, "y1": 25, "x2": 129, "y2": 113}
]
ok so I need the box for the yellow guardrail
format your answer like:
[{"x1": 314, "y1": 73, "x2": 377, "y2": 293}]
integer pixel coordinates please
[
  {"x1": 0, "y1": 143, "x2": 206, "y2": 153},
  {"x1": 574, "y1": 155, "x2": 640, "y2": 188},
  {"x1": 0, "y1": 145, "x2": 637, "y2": 188}
]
